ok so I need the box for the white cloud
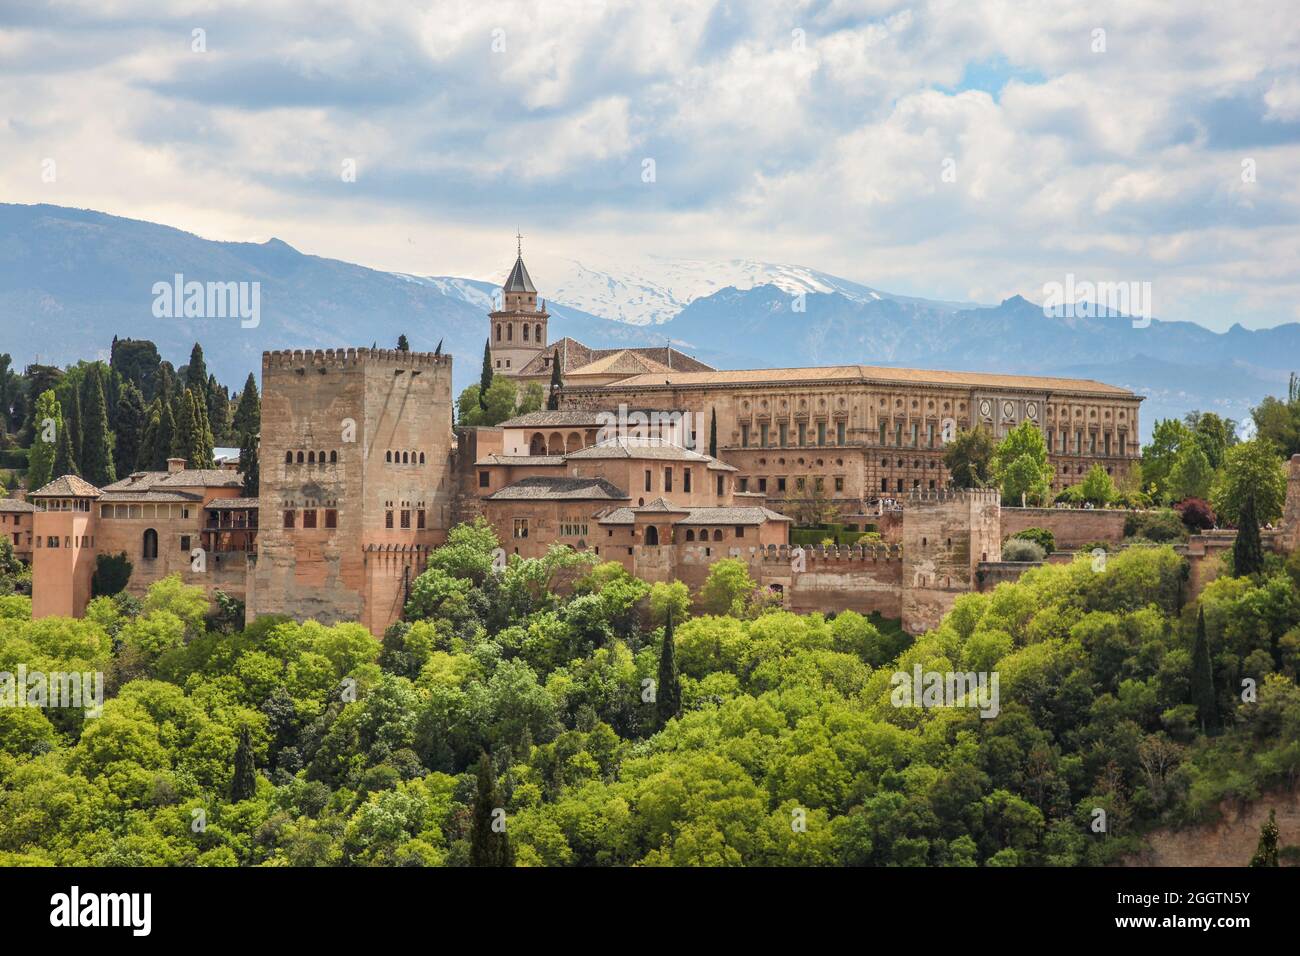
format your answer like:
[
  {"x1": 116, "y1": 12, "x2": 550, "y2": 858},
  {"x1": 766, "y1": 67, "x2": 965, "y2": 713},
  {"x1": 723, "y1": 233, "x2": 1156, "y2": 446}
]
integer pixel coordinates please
[{"x1": 0, "y1": 0, "x2": 1295, "y2": 331}]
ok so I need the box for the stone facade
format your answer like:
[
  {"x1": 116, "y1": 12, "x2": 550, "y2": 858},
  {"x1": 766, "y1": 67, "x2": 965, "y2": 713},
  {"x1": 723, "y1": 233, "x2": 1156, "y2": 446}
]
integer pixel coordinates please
[
  {"x1": 558, "y1": 368, "x2": 1141, "y2": 509},
  {"x1": 900, "y1": 488, "x2": 1002, "y2": 634},
  {"x1": 999, "y1": 505, "x2": 1129, "y2": 550},
  {"x1": 252, "y1": 347, "x2": 454, "y2": 634}
]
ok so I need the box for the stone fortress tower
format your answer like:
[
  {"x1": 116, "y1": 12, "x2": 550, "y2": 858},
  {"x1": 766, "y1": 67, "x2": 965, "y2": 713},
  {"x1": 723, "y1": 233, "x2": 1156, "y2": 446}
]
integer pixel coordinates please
[
  {"x1": 487, "y1": 234, "x2": 549, "y2": 376},
  {"x1": 250, "y1": 347, "x2": 454, "y2": 634},
  {"x1": 901, "y1": 487, "x2": 1002, "y2": 634}
]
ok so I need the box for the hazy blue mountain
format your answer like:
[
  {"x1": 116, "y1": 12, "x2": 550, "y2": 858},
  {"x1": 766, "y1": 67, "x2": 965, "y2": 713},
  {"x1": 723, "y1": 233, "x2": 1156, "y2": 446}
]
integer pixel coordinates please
[
  {"x1": 0, "y1": 203, "x2": 646, "y2": 395},
  {"x1": 655, "y1": 287, "x2": 1299, "y2": 440},
  {"x1": 2, "y1": 202, "x2": 1295, "y2": 442}
]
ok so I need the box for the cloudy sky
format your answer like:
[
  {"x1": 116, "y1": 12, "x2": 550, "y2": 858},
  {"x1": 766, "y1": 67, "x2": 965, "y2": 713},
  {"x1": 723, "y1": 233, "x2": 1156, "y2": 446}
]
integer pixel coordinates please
[{"x1": 1, "y1": 0, "x2": 1298, "y2": 329}]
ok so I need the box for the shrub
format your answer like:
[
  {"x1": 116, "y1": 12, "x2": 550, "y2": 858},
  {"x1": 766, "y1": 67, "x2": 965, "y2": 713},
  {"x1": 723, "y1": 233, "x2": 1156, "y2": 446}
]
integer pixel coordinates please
[
  {"x1": 1012, "y1": 527, "x2": 1056, "y2": 555},
  {"x1": 1174, "y1": 497, "x2": 1216, "y2": 532},
  {"x1": 1123, "y1": 509, "x2": 1186, "y2": 543},
  {"x1": 91, "y1": 551, "x2": 132, "y2": 597},
  {"x1": 1001, "y1": 538, "x2": 1046, "y2": 562}
]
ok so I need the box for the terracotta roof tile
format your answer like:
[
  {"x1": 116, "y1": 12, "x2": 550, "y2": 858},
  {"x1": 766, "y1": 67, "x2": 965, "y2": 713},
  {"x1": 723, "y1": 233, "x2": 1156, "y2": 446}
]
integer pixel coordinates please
[
  {"x1": 573, "y1": 364, "x2": 1137, "y2": 397},
  {"x1": 30, "y1": 474, "x2": 102, "y2": 497}
]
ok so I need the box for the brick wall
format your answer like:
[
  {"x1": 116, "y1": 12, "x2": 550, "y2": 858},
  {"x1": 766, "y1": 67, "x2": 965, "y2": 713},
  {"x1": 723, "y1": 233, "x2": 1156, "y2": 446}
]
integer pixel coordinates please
[{"x1": 1000, "y1": 506, "x2": 1128, "y2": 549}]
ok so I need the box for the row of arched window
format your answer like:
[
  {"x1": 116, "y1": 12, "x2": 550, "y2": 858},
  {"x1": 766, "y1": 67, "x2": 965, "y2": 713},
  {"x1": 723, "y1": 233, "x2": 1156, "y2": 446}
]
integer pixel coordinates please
[
  {"x1": 684, "y1": 529, "x2": 727, "y2": 541},
  {"x1": 496, "y1": 322, "x2": 544, "y2": 342},
  {"x1": 386, "y1": 450, "x2": 427, "y2": 464},
  {"x1": 286, "y1": 450, "x2": 338, "y2": 464}
]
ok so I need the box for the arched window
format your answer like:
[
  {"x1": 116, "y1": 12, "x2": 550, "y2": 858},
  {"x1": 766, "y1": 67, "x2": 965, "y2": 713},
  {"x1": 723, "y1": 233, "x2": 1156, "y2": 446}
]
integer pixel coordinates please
[
  {"x1": 296, "y1": 451, "x2": 304, "y2": 464},
  {"x1": 386, "y1": 450, "x2": 392, "y2": 462},
  {"x1": 419, "y1": 452, "x2": 425, "y2": 464},
  {"x1": 402, "y1": 451, "x2": 409, "y2": 464},
  {"x1": 535, "y1": 324, "x2": 542, "y2": 342},
  {"x1": 645, "y1": 526, "x2": 659, "y2": 546},
  {"x1": 530, "y1": 433, "x2": 546, "y2": 456},
  {"x1": 317, "y1": 450, "x2": 324, "y2": 463},
  {"x1": 523, "y1": 324, "x2": 529, "y2": 341},
  {"x1": 685, "y1": 529, "x2": 695, "y2": 541},
  {"x1": 496, "y1": 324, "x2": 502, "y2": 341},
  {"x1": 285, "y1": 451, "x2": 293, "y2": 464},
  {"x1": 308, "y1": 451, "x2": 315, "y2": 463},
  {"x1": 142, "y1": 528, "x2": 158, "y2": 560},
  {"x1": 330, "y1": 450, "x2": 338, "y2": 463},
  {"x1": 712, "y1": 529, "x2": 723, "y2": 541},
  {"x1": 507, "y1": 324, "x2": 513, "y2": 341}
]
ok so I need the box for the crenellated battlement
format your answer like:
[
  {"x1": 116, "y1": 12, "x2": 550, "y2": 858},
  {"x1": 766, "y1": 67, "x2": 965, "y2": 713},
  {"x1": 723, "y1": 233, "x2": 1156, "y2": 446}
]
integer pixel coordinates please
[
  {"x1": 263, "y1": 348, "x2": 451, "y2": 371},
  {"x1": 907, "y1": 487, "x2": 1000, "y2": 505}
]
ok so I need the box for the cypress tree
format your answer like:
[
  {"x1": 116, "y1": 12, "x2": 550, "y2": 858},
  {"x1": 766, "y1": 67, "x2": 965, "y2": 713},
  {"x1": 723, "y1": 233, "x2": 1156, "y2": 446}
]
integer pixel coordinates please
[
  {"x1": 240, "y1": 429, "x2": 259, "y2": 497},
  {"x1": 157, "y1": 397, "x2": 177, "y2": 467},
  {"x1": 206, "y1": 373, "x2": 230, "y2": 445},
  {"x1": 80, "y1": 367, "x2": 116, "y2": 487},
  {"x1": 185, "y1": 342, "x2": 209, "y2": 404},
  {"x1": 547, "y1": 349, "x2": 562, "y2": 410},
  {"x1": 114, "y1": 382, "x2": 147, "y2": 478},
  {"x1": 470, "y1": 752, "x2": 514, "y2": 867},
  {"x1": 656, "y1": 609, "x2": 682, "y2": 727},
  {"x1": 52, "y1": 419, "x2": 78, "y2": 478},
  {"x1": 1249, "y1": 809, "x2": 1280, "y2": 867},
  {"x1": 26, "y1": 390, "x2": 61, "y2": 492},
  {"x1": 1191, "y1": 608, "x2": 1218, "y2": 734},
  {"x1": 231, "y1": 372, "x2": 261, "y2": 438},
  {"x1": 1233, "y1": 492, "x2": 1264, "y2": 577},
  {"x1": 479, "y1": 340, "x2": 493, "y2": 412},
  {"x1": 397, "y1": 334, "x2": 410, "y2": 351},
  {"x1": 62, "y1": 383, "x2": 83, "y2": 474},
  {"x1": 178, "y1": 389, "x2": 214, "y2": 469},
  {"x1": 230, "y1": 725, "x2": 257, "y2": 802},
  {"x1": 709, "y1": 408, "x2": 718, "y2": 458}
]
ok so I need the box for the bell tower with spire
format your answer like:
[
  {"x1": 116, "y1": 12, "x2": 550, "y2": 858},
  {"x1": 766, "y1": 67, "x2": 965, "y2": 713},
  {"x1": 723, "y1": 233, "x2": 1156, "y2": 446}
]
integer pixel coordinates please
[{"x1": 488, "y1": 233, "x2": 549, "y2": 377}]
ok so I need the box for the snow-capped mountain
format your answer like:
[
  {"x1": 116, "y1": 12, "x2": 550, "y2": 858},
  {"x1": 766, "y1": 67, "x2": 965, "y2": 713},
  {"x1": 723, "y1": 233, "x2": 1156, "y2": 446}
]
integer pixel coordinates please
[
  {"x1": 421, "y1": 257, "x2": 976, "y2": 327},
  {"x1": 3, "y1": 201, "x2": 1297, "y2": 444}
]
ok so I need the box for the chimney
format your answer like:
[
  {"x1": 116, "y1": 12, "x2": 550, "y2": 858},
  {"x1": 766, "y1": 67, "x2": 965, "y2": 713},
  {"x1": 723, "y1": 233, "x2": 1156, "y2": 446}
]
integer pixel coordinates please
[{"x1": 166, "y1": 457, "x2": 187, "y2": 474}]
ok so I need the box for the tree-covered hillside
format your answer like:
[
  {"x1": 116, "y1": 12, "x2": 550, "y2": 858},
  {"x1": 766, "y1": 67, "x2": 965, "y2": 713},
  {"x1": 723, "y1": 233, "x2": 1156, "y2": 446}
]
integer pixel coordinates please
[{"x1": 1, "y1": 520, "x2": 1298, "y2": 866}]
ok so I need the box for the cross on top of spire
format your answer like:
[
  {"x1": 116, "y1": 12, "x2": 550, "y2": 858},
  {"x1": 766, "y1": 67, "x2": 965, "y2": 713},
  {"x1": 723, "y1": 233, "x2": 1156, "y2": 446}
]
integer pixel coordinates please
[{"x1": 516, "y1": 230, "x2": 523, "y2": 258}]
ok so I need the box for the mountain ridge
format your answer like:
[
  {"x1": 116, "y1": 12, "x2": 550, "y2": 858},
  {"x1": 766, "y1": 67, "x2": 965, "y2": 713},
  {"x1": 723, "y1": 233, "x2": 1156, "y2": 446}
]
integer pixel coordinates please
[{"x1": 1, "y1": 202, "x2": 1295, "y2": 442}]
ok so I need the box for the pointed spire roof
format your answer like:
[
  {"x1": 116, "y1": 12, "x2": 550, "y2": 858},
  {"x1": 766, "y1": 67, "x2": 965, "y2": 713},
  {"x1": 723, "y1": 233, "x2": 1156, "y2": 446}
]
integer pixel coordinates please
[{"x1": 504, "y1": 255, "x2": 536, "y2": 294}]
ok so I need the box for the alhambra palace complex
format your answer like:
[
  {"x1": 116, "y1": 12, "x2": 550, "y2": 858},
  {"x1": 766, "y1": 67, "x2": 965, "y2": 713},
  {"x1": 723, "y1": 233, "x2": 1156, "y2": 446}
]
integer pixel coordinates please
[{"x1": 17, "y1": 251, "x2": 1300, "y2": 636}]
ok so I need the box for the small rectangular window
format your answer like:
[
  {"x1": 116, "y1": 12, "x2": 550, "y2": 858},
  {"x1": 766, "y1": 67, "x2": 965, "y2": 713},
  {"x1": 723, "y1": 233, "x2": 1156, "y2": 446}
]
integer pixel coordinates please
[
  {"x1": 283, "y1": 510, "x2": 296, "y2": 529},
  {"x1": 325, "y1": 509, "x2": 338, "y2": 529},
  {"x1": 645, "y1": 470, "x2": 652, "y2": 492},
  {"x1": 735, "y1": 526, "x2": 744, "y2": 538},
  {"x1": 400, "y1": 510, "x2": 411, "y2": 529},
  {"x1": 835, "y1": 477, "x2": 844, "y2": 492},
  {"x1": 664, "y1": 468, "x2": 673, "y2": 492},
  {"x1": 385, "y1": 510, "x2": 393, "y2": 529},
  {"x1": 684, "y1": 468, "x2": 692, "y2": 493},
  {"x1": 738, "y1": 478, "x2": 748, "y2": 492},
  {"x1": 777, "y1": 477, "x2": 787, "y2": 492},
  {"x1": 302, "y1": 509, "x2": 317, "y2": 529},
  {"x1": 417, "y1": 510, "x2": 426, "y2": 529},
  {"x1": 180, "y1": 535, "x2": 191, "y2": 552},
  {"x1": 757, "y1": 478, "x2": 767, "y2": 492},
  {"x1": 479, "y1": 471, "x2": 490, "y2": 488}
]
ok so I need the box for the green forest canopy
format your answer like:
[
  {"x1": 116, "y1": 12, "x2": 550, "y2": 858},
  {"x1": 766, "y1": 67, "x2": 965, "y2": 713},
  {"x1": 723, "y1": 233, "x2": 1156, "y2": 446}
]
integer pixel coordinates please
[{"x1": 1, "y1": 516, "x2": 1298, "y2": 867}]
